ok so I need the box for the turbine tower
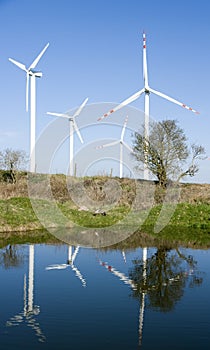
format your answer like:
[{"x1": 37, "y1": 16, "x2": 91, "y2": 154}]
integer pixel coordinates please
[
  {"x1": 97, "y1": 32, "x2": 199, "y2": 180},
  {"x1": 96, "y1": 116, "x2": 133, "y2": 178},
  {"x1": 9, "y1": 43, "x2": 49, "y2": 173},
  {"x1": 46, "y1": 245, "x2": 86, "y2": 287},
  {"x1": 47, "y1": 98, "x2": 88, "y2": 176}
]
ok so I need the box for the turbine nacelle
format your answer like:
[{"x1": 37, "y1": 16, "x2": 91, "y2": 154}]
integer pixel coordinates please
[
  {"x1": 29, "y1": 70, "x2": 42, "y2": 78},
  {"x1": 96, "y1": 116, "x2": 133, "y2": 178}
]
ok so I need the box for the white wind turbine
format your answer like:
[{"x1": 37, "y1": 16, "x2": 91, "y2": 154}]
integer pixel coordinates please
[
  {"x1": 47, "y1": 98, "x2": 88, "y2": 176},
  {"x1": 9, "y1": 43, "x2": 49, "y2": 173},
  {"x1": 97, "y1": 32, "x2": 199, "y2": 179},
  {"x1": 46, "y1": 245, "x2": 86, "y2": 287},
  {"x1": 96, "y1": 116, "x2": 133, "y2": 178}
]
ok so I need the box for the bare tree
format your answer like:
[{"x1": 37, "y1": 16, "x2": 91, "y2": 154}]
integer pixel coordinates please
[
  {"x1": 0, "y1": 148, "x2": 28, "y2": 183},
  {"x1": 133, "y1": 120, "x2": 205, "y2": 187}
]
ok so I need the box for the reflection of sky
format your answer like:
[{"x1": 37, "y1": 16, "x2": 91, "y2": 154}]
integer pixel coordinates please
[{"x1": 0, "y1": 244, "x2": 210, "y2": 349}]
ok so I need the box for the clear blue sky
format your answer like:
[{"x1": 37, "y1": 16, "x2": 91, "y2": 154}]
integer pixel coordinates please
[{"x1": 0, "y1": 0, "x2": 210, "y2": 182}]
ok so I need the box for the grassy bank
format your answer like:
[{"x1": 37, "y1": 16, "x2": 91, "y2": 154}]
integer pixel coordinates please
[
  {"x1": 0, "y1": 196, "x2": 210, "y2": 247},
  {"x1": 141, "y1": 203, "x2": 210, "y2": 247},
  {"x1": 0, "y1": 173, "x2": 210, "y2": 247}
]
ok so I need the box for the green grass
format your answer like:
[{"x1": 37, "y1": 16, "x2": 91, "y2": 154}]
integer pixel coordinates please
[
  {"x1": 141, "y1": 202, "x2": 210, "y2": 246},
  {"x1": 58, "y1": 201, "x2": 130, "y2": 227},
  {"x1": 0, "y1": 197, "x2": 39, "y2": 227},
  {"x1": 142, "y1": 202, "x2": 210, "y2": 229},
  {"x1": 0, "y1": 196, "x2": 210, "y2": 247},
  {"x1": 0, "y1": 197, "x2": 131, "y2": 230}
]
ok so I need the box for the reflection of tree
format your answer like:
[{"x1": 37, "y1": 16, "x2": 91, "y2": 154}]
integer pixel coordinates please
[
  {"x1": 129, "y1": 247, "x2": 203, "y2": 312},
  {"x1": 0, "y1": 245, "x2": 24, "y2": 269}
]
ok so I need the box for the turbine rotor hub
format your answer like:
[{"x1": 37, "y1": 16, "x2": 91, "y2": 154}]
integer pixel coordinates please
[{"x1": 29, "y1": 70, "x2": 42, "y2": 78}]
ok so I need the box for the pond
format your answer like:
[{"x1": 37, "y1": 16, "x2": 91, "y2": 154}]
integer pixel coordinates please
[{"x1": 0, "y1": 240, "x2": 210, "y2": 349}]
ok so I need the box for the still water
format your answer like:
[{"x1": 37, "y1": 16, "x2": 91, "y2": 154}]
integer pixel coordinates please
[{"x1": 0, "y1": 242, "x2": 209, "y2": 349}]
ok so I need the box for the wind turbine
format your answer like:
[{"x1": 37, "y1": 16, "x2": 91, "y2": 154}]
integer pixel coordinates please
[
  {"x1": 6, "y1": 245, "x2": 45, "y2": 342},
  {"x1": 9, "y1": 43, "x2": 49, "y2": 173},
  {"x1": 96, "y1": 116, "x2": 133, "y2": 178},
  {"x1": 46, "y1": 245, "x2": 86, "y2": 287},
  {"x1": 47, "y1": 98, "x2": 88, "y2": 176},
  {"x1": 97, "y1": 32, "x2": 199, "y2": 179}
]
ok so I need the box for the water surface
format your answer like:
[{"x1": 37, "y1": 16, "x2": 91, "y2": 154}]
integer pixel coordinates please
[{"x1": 0, "y1": 242, "x2": 209, "y2": 349}]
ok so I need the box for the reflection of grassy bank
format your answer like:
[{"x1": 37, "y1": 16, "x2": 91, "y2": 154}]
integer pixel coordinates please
[
  {"x1": 0, "y1": 230, "x2": 60, "y2": 249},
  {"x1": 0, "y1": 225, "x2": 210, "y2": 250}
]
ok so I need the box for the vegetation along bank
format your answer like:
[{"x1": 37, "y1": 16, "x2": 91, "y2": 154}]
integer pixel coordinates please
[{"x1": 0, "y1": 171, "x2": 210, "y2": 247}]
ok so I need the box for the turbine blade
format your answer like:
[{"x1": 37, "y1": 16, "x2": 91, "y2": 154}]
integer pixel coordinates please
[
  {"x1": 150, "y1": 87, "x2": 199, "y2": 114},
  {"x1": 45, "y1": 264, "x2": 68, "y2": 270},
  {"x1": 96, "y1": 140, "x2": 119, "y2": 149},
  {"x1": 99, "y1": 259, "x2": 136, "y2": 289},
  {"x1": 29, "y1": 42, "x2": 49, "y2": 69},
  {"x1": 71, "y1": 246, "x2": 80, "y2": 264},
  {"x1": 143, "y1": 32, "x2": 149, "y2": 88},
  {"x1": 47, "y1": 112, "x2": 69, "y2": 118},
  {"x1": 97, "y1": 88, "x2": 145, "y2": 121},
  {"x1": 73, "y1": 119, "x2": 84, "y2": 144},
  {"x1": 71, "y1": 264, "x2": 86, "y2": 287},
  {"x1": 120, "y1": 116, "x2": 128, "y2": 141},
  {"x1": 9, "y1": 58, "x2": 27, "y2": 71},
  {"x1": 26, "y1": 72, "x2": 29, "y2": 112},
  {"x1": 122, "y1": 141, "x2": 133, "y2": 153},
  {"x1": 73, "y1": 97, "x2": 88, "y2": 118}
]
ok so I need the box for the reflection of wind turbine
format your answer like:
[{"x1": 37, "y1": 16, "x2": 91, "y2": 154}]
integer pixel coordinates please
[
  {"x1": 46, "y1": 245, "x2": 86, "y2": 287},
  {"x1": 9, "y1": 43, "x2": 49, "y2": 173},
  {"x1": 98, "y1": 259, "x2": 136, "y2": 290},
  {"x1": 98, "y1": 32, "x2": 199, "y2": 179},
  {"x1": 99, "y1": 248, "x2": 148, "y2": 347},
  {"x1": 47, "y1": 98, "x2": 88, "y2": 176},
  {"x1": 122, "y1": 250, "x2": 126, "y2": 263},
  {"x1": 139, "y1": 247, "x2": 147, "y2": 347},
  {"x1": 6, "y1": 245, "x2": 45, "y2": 342},
  {"x1": 96, "y1": 116, "x2": 133, "y2": 178}
]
